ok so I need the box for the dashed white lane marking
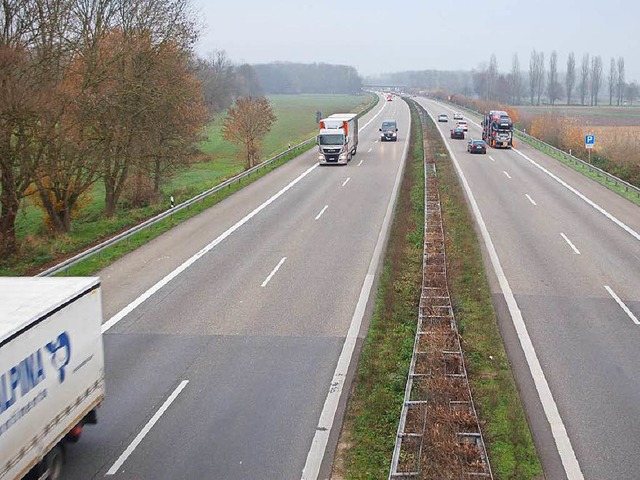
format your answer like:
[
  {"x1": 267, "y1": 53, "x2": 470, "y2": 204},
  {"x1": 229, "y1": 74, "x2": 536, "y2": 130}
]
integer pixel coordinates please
[
  {"x1": 513, "y1": 148, "x2": 640, "y2": 243},
  {"x1": 368, "y1": 148, "x2": 373, "y2": 153},
  {"x1": 488, "y1": 155, "x2": 496, "y2": 162},
  {"x1": 315, "y1": 205, "x2": 329, "y2": 221},
  {"x1": 102, "y1": 95, "x2": 390, "y2": 334},
  {"x1": 503, "y1": 171, "x2": 512, "y2": 179},
  {"x1": 525, "y1": 194, "x2": 537, "y2": 206},
  {"x1": 102, "y1": 164, "x2": 319, "y2": 333},
  {"x1": 357, "y1": 160, "x2": 363, "y2": 167},
  {"x1": 422, "y1": 105, "x2": 585, "y2": 480},
  {"x1": 560, "y1": 233, "x2": 581, "y2": 254},
  {"x1": 374, "y1": 139, "x2": 378, "y2": 143},
  {"x1": 605, "y1": 285, "x2": 640, "y2": 325},
  {"x1": 261, "y1": 257, "x2": 287, "y2": 288},
  {"x1": 342, "y1": 177, "x2": 351, "y2": 187},
  {"x1": 107, "y1": 380, "x2": 189, "y2": 475},
  {"x1": 301, "y1": 102, "x2": 411, "y2": 480}
]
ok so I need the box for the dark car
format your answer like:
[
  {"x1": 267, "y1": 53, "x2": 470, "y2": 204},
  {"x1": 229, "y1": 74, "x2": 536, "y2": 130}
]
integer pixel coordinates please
[
  {"x1": 450, "y1": 127, "x2": 465, "y2": 139},
  {"x1": 379, "y1": 119, "x2": 398, "y2": 142},
  {"x1": 467, "y1": 139, "x2": 487, "y2": 154}
]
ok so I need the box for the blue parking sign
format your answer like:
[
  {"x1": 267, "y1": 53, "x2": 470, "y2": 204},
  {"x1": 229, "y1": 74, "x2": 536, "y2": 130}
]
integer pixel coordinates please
[{"x1": 585, "y1": 134, "x2": 595, "y2": 149}]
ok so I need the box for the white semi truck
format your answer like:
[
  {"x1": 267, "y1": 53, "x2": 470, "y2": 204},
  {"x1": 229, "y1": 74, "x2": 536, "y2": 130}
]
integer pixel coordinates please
[
  {"x1": 0, "y1": 277, "x2": 105, "y2": 480},
  {"x1": 317, "y1": 113, "x2": 359, "y2": 165}
]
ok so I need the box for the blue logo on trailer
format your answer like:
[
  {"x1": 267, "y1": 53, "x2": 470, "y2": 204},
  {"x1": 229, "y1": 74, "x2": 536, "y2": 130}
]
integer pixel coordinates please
[
  {"x1": 46, "y1": 332, "x2": 71, "y2": 383},
  {"x1": 585, "y1": 134, "x2": 595, "y2": 146}
]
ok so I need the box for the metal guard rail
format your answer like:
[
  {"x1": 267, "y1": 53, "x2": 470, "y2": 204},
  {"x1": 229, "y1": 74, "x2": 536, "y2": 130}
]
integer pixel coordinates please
[
  {"x1": 39, "y1": 93, "x2": 381, "y2": 277},
  {"x1": 38, "y1": 137, "x2": 315, "y2": 277}
]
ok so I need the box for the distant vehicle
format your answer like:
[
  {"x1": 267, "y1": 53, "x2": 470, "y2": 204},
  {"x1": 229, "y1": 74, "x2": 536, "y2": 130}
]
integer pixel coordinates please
[
  {"x1": 467, "y1": 139, "x2": 487, "y2": 154},
  {"x1": 379, "y1": 119, "x2": 398, "y2": 142},
  {"x1": 450, "y1": 127, "x2": 465, "y2": 139},
  {"x1": 0, "y1": 277, "x2": 105, "y2": 480},
  {"x1": 481, "y1": 110, "x2": 514, "y2": 148},
  {"x1": 453, "y1": 112, "x2": 463, "y2": 120},
  {"x1": 456, "y1": 120, "x2": 468, "y2": 131},
  {"x1": 317, "y1": 113, "x2": 359, "y2": 165},
  {"x1": 437, "y1": 114, "x2": 448, "y2": 122},
  {"x1": 386, "y1": 94, "x2": 393, "y2": 101}
]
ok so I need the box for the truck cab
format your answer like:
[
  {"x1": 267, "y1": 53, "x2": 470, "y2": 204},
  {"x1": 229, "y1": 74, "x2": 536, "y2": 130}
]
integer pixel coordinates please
[
  {"x1": 317, "y1": 114, "x2": 358, "y2": 165},
  {"x1": 318, "y1": 129, "x2": 349, "y2": 164}
]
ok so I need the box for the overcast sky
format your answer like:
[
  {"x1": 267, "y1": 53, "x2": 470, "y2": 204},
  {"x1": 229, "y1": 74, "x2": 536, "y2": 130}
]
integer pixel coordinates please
[{"x1": 192, "y1": 0, "x2": 640, "y2": 81}]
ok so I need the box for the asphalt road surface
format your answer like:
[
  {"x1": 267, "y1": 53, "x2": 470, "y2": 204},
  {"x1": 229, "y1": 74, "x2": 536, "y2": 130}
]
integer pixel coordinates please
[
  {"x1": 418, "y1": 97, "x2": 640, "y2": 480},
  {"x1": 62, "y1": 95, "x2": 411, "y2": 480}
]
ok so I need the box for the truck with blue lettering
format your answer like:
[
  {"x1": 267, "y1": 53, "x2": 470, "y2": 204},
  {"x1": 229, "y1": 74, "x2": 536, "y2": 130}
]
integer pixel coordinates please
[{"x1": 0, "y1": 277, "x2": 105, "y2": 480}]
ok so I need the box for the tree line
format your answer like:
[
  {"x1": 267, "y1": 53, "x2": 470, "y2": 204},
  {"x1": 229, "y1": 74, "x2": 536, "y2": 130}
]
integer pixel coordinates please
[
  {"x1": 473, "y1": 51, "x2": 638, "y2": 106},
  {"x1": 0, "y1": 0, "x2": 271, "y2": 258},
  {"x1": 252, "y1": 62, "x2": 363, "y2": 94},
  {"x1": 0, "y1": 0, "x2": 364, "y2": 258},
  {"x1": 0, "y1": 0, "x2": 212, "y2": 257}
]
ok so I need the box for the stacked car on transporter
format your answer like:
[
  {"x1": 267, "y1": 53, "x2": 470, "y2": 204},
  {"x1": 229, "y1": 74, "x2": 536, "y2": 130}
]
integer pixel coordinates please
[{"x1": 481, "y1": 110, "x2": 515, "y2": 148}]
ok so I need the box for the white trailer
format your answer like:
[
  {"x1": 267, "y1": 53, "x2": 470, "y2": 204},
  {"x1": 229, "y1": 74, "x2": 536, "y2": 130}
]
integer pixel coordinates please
[
  {"x1": 0, "y1": 277, "x2": 105, "y2": 480},
  {"x1": 317, "y1": 113, "x2": 359, "y2": 165}
]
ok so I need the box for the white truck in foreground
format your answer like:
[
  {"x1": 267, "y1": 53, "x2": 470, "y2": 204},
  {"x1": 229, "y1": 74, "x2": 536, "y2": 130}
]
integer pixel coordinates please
[
  {"x1": 317, "y1": 113, "x2": 359, "y2": 165},
  {"x1": 0, "y1": 277, "x2": 105, "y2": 480}
]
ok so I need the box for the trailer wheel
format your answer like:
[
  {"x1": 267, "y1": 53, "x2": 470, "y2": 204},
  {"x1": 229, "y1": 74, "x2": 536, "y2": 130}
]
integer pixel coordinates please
[{"x1": 44, "y1": 445, "x2": 64, "y2": 480}]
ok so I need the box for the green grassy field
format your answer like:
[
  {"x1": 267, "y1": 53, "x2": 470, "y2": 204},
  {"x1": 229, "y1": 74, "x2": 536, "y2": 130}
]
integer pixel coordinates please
[
  {"x1": 2, "y1": 93, "x2": 375, "y2": 275},
  {"x1": 185, "y1": 94, "x2": 371, "y2": 196}
]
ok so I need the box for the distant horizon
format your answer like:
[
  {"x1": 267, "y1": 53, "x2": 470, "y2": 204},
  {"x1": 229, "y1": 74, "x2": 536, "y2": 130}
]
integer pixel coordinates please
[{"x1": 193, "y1": 0, "x2": 639, "y2": 82}]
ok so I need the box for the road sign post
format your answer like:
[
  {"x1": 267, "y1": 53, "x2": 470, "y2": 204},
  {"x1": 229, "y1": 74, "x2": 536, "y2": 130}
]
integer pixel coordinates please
[{"x1": 585, "y1": 134, "x2": 595, "y2": 164}]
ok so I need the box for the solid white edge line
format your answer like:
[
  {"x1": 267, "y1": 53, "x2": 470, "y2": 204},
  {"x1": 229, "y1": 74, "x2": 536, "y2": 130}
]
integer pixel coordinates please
[
  {"x1": 106, "y1": 380, "x2": 189, "y2": 475},
  {"x1": 102, "y1": 95, "x2": 389, "y2": 334},
  {"x1": 261, "y1": 257, "x2": 287, "y2": 288},
  {"x1": 488, "y1": 155, "x2": 496, "y2": 162},
  {"x1": 357, "y1": 160, "x2": 363, "y2": 167},
  {"x1": 101, "y1": 164, "x2": 319, "y2": 334},
  {"x1": 512, "y1": 147, "x2": 640, "y2": 243},
  {"x1": 560, "y1": 233, "x2": 581, "y2": 255},
  {"x1": 315, "y1": 205, "x2": 329, "y2": 221},
  {"x1": 525, "y1": 194, "x2": 538, "y2": 206},
  {"x1": 301, "y1": 101, "x2": 410, "y2": 480},
  {"x1": 420, "y1": 101, "x2": 585, "y2": 479},
  {"x1": 503, "y1": 171, "x2": 512, "y2": 179},
  {"x1": 341, "y1": 177, "x2": 351, "y2": 187},
  {"x1": 605, "y1": 285, "x2": 640, "y2": 325}
]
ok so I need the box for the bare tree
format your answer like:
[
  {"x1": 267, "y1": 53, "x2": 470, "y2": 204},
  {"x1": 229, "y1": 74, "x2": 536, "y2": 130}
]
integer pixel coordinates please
[
  {"x1": 617, "y1": 57, "x2": 625, "y2": 106},
  {"x1": 0, "y1": 0, "x2": 39, "y2": 254},
  {"x1": 487, "y1": 54, "x2": 498, "y2": 101},
  {"x1": 195, "y1": 50, "x2": 236, "y2": 115},
  {"x1": 535, "y1": 51, "x2": 545, "y2": 105},
  {"x1": 608, "y1": 58, "x2": 617, "y2": 106},
  {"x1": 590, "y1": 55, "x2": 603, "y2": 106},
  {"x1": 579, "y1": 53, "x2": 590, "y2": 105},
  {"x1": 222, "y1": 97, "x2": 277, "y2": 169},
  {"x1": 510, "y1": 53, "x2": 522, "y2": 105},
  {"x1": 566, "y1": 52, "x2": 576, "y2": 105},
  {"x1": 547, "y1": 51, "x2": 559, "y2": 105},
  {"x1": 625, "y1": 81, "x2": 639, "y2": 106},
  {"x1": 529, "y1": 50, "x2": 538, "y2": 105}
]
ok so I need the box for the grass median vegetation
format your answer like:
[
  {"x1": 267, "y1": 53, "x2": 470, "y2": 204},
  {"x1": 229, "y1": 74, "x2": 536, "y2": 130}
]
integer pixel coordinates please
[
  {"x1": 334, "y1": 99, "x2": 542, "y2": 479},
  {"x1": 421, "y1": 104, "x2": 542, "y2": 478}
]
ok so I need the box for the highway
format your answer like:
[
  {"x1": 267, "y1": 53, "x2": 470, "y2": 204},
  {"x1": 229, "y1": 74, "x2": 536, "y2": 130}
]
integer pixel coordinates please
[
  {"x1": 61, "y1": 95, "x2": 411, "y2": 479},
  {"x1": 417, "y1": 97, "x2": 640, "y2": 480}
]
